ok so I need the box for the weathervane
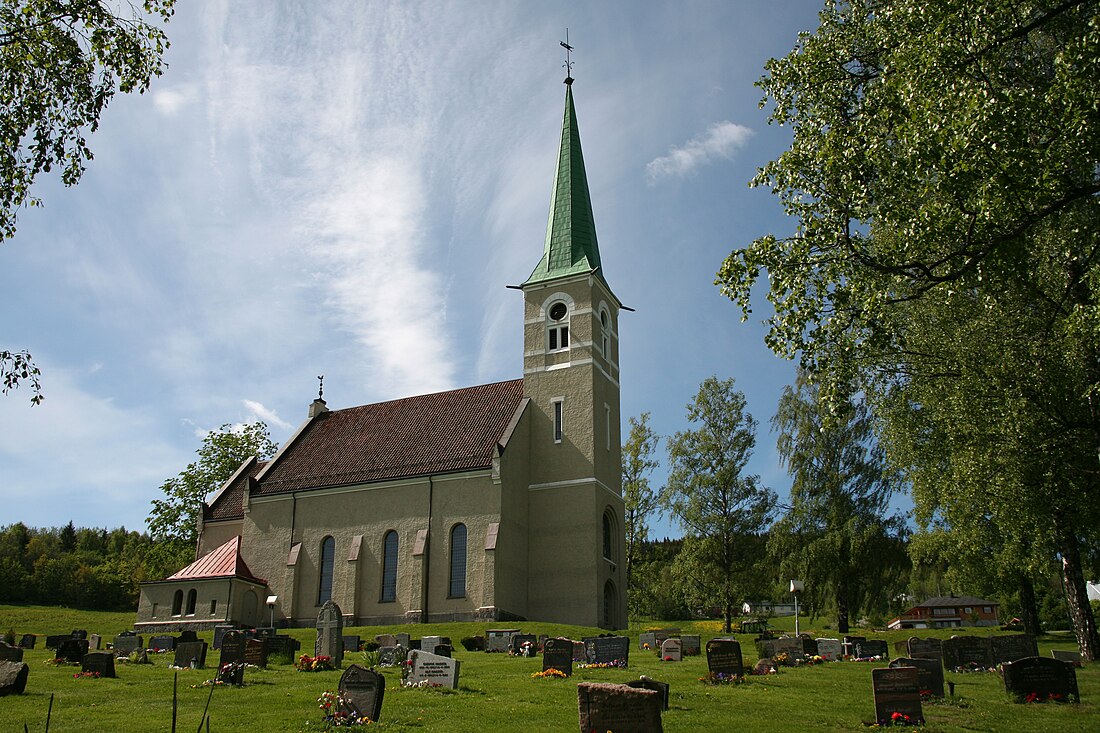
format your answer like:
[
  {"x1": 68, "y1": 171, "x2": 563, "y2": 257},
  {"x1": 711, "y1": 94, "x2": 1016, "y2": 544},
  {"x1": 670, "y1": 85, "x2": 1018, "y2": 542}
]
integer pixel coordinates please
[
  {"x1": 560, "y1": 29, "x2": 574, "y2": 84},
  {"x1": 317, "y1": 375, "x2": 324, "y2": 400}
]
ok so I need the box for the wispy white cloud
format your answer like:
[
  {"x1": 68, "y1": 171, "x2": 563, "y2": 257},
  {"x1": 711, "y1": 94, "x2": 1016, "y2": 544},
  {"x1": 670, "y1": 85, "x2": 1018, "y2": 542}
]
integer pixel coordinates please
[
  {"x1": 646, "y1": 121, "x2": 754, "y2": 183},
  {"x1": 242, "y1": 399, "x2": 291, "y2": 430}
]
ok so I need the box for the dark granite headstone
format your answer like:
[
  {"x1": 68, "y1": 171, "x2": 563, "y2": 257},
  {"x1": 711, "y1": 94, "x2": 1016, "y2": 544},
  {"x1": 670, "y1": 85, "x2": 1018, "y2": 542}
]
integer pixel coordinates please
[
  {"x1": 45, "y1": 634, "x2": 67, "y2": 649},
  {"x1": 706, "y1": 638, "x2": 743, "y2": 676},
  {"x1": 315, "y1": 599, "x2": 344, "y2": 667},
  {"x1": 244, "y1": 638, "x2": 268, "y2": 667},
  {"x1": 625, "y1": 675, "x2": 670, "y2": 712},
  {"x1": 216, "y1": 662, "x2": 245, "y2": 686},
  {"x1": 0, "y1": 642, "x2": 23, "y2": 663},
  {"x1": 220, "y1": 631, "x2": 245, "y2": 666},
  {"x1": 343, "y1": 635, "x2": 361, "y2": 653},
  {"x1": 854, "y1": 639, "x2": 889, "y2": 660},
  {"x1": 113, "y1": 634, "x2": 142, "y2": 656},
  {"x1": 18, "y1": 634, "x2": 35, "y2": 649},
  {"x1": 0, "y1": 661, "x2": 29, "y2": 696},
  {"x1": 1002, "y1": 657, "x2": 1079, "y2": 702},
  {"x1": 680, "y1": 634, "x2": 701, "y2": 656},
  {"x1": 178, "y1": 629, "x2": 199, "y2": 644},
  {"x1": 174, "y1": 640, "x2": 208, "y2": 668},
  {"x1": 461, "y1": 635, "x2": 485, "y2": 651},
  {"x1": 434, "y1": 644, "x2": 452, "y2": 658},
  {"x1": 150, "y1": 635, "x2": 175, "y2": 651},
  {"x1": 339, "y1": 665, "x2": 385, "y2": 722},
  {"x1": 890, "y1": 657, "x2": 945, "y2": 698},
  {"x1": 1051, "y1": 649, "x2": 1083, "y2": 667},
  {"x1": 511, "y1": 633, "x2": 538, "y2": 656},
  {"x1": 906, "y1": 637, "x2": 943, "y2": 662},
  {"x1": 799, "y1": 636, "x2": 819, "y2": 657},
  {"x1": 991, "y1": 635, "x2": 1038, "y2": 665},
  {"x1": 71, "y1": 629, "x2": 87, "y2": 640},
  {"x1": 542, "y1": 637, "x2": 573, "y2": 676},
  {"x1": 57, "y1": 638, "x2": 89, "y2": 663},
  {"x1": 212, "y1": 625, "x2": 235, "y2": 650},
  {"x1": 263, "y1": 635, "x2": 299, "y2": 660},
  {"x1": 577, "y1": 682, "x2": 662, "y2": 733},
  {"x1": 872, "y1": 666, "x2": 924, "y2": 725},
  {"x1": 942, "y1": 636, "x2": 993, "y2": 670},
  {"x1": 82, "y1": 652, "x2": 116, "y2": 678},
  {"x1": 585, "y1": 635, "x2": 630, "y2": 666}
]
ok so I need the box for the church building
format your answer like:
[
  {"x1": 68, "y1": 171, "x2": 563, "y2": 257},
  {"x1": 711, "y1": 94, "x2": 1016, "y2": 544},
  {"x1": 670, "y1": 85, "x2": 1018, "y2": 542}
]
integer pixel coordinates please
[{"x1": 136, "y1": 76, "x2": 628, "y2": 632}]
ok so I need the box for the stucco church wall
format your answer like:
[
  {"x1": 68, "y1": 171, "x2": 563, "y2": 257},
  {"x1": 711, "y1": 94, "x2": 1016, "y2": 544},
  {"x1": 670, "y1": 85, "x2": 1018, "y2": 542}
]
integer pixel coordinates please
[
  {"x1": 197, "y1": 520, "x2": 243, "y2": 558},
  {"x1": 136, "y1": 577, "x2": 234, "y2": 632},
  {"x1": 492, "y1": 406, "x2": 532, "y2": 619}
]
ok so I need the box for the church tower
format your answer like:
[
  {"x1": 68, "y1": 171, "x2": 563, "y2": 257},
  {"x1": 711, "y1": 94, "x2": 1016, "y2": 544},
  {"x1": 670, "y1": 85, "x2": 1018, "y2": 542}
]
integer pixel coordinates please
[{"x1": 521, "y1": 77, "x2": 627, "y2": 628}]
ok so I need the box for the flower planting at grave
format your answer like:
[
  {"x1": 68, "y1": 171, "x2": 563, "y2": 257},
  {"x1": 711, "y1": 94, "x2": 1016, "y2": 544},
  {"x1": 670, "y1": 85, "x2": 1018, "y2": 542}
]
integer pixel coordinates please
[
  {"x1": 317, "y1": 690, "x2": 373, "y2": 727},
  {"x1": 530, "y1": 668, "x2": 567, "y2": 679},
  {"x1": 1023, "y1": 691, "x2": 1070, "y2": 704},
  {"x1": 699, "y1": 671, "x2": 746, "y2": 686},
  {"x1": 577, "y1": 659, "x2": 626, "y2": 669},
  {"x1": 297, "y1": 654, "x2": 335, "y2": 672},
  {"x1": 72, "y1": 671, "x2": 101, "y2": 679}
]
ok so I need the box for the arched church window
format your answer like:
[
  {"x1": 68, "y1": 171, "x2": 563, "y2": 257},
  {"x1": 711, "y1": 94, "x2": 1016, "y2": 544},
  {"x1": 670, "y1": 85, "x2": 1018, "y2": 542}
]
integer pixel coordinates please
[
  {"x1": 172, "y1": 589, "x2": 183, "y2": 616},
  {"x1": 602, "y1": 511, "x2": 614, "y2": 561},
  {"x1": 449, "y1": 523, "x2": 467, "y2": 598},
  {"x1": 381, "y1": 530, "x2": 398, "y2": 602},
  {"x1": 547, "y1": 301, "x2": 569, "y2": 351},
  {"x1": 603, "y1": 580, "x2": 617, "y2": 628},
  {"x1": 185, "y1": 588, "x2": 197, "y2": 615},
  {"x1": 318, "y1": 536, "x2": 335, "y2": 605}
]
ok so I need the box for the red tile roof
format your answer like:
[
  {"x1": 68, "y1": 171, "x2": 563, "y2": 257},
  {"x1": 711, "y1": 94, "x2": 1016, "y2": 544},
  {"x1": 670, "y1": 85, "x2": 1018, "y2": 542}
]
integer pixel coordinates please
[
  {"x1": 253, "y1": 379, "x2": 525, "y2": 496},
  {"x1": 167, "y1": 536, "x2": 265, "y2": 583},
  {"x1": 205, "y1": 458, "x2": 267, "y2": 522}
]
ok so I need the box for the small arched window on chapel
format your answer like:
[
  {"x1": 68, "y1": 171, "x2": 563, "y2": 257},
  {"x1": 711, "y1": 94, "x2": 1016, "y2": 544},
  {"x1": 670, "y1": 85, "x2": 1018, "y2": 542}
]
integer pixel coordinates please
[
  {"x1": 381, "y1": 530, "x2": 399, "y2": 603},
  {"x1": 172, "y1": 589, "x2": 183, "y2": 616},
  {"x1": 185, "y1": 588, "x2": 197, "y2": 615},
  {"x1": 547, "y1": 301, "x2": 569, "y2": 351},
  {"x1": 318, "y1": 536, "x2": 335, "y2": 605}
]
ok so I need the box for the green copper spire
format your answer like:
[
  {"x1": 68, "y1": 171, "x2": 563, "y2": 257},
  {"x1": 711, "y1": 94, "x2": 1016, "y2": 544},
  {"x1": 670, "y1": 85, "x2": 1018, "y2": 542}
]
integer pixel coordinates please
[{"x1": 524, "y1": 81, "x2": 603, "y2": 286}]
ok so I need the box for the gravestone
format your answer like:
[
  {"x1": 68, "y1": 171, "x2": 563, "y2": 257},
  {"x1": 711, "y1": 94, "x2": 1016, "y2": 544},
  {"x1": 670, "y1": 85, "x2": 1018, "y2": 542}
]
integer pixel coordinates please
[
  {"x1": 113, "y1": 634, "x2": 142, "y2": 656},
  {"x1": 872, "y1": 666, "x2": 924, "y2": 725},
  {"x1": 45, "y1": 634, "x2": 67, "y2": 649},
  {"x1": 753, "y1": 658, "x2": 779, "y2": 675},
  {"x1": 816, "y1": 638, "x2": 842, "y2": 661},
  {"x1": 660, "y1": 638, "x2": 682, "y2": 662},
  {"x1": 339, "y1": 665, "x2": 385, "y2": 722},
  {"x1": 843, "y1": 635, "x2": 866, "y2": 658},
  {"x1": 680, "y1": 635, "x2": 701, "y2": 656},
  {"x1": 150, "y1": 635, "x2": 176, "y2": 652},
  {"x1": 573, "y1": 640, "x2": 588, "y2": 663},
  {"x1": 174, "y1": 641, "x2": 208, "y2": 668},
  {"x1": 87, "y1": 633, "x2": 101, "y2": 651},
  {"x1": 71, "y1": 629, "x2": 87, "y2": 640},
  {"x1": 511, "y1": 633, "x2": 538, "y2": 656},
  {"x1": 539, "y1": 634, "x2": 549, "y2": 652},
  {"x1": 395, "y1": 633, "x2": 411, "y2": 649},
  {"x1": 1002, "y1": 657, "x2": 1079, "y2": 703},
  {"x1": 408, "y1": 639, "x2": 421, "y2": 651},
  {"x1": 759, "y1": 636, "x2": 802, "y2": 660},
  {"x1": 178, "y1": 630, "x2": 199, "y2": 644},
  {"x1": 315, "y1": 599, "x2": 344, "y2": 667},
  {"x1": 406, "y1": 649, "x2": 460, "y2": 689},
  {"x1": 942, "y1": 636, "x2": 993, "y2": 671},
  {"x1": 82, "y1": 652, "x2": 116, "y2": 678},
  {"x1": 486, "y1": 629, "x2": 519, "y2": 653},
  {"x1": 906, "y1": 637, "x2": 943, "y2": 662},
  {"x1": 244, "y1": 638, "x2": 268, "y2": 667},
  {"x1": 18, "y1": 634, "x2": 35, "y2": 649},
  {"x1": 586, "y1": 636, "x2": 630, "y2": 666},
  {"x1": 1051, "y1": 649, "x2": 1083, "y2": 667},
  {"x1": 893, "y1": 640, "x2": 909, "y2": 657},
  {"x1": 706, "y1": 638, "x2": 743, "y2": 677},
  {"x1": 421, "y1": 636, "x2": 444, "y2": 654},
  {"x1": 375, "y1": 634, "x2": 397, "y2": 648},
  {"x1": 890, "y1": 657, "x2": 945, "y2": 698},
  {"x1": 263, "y1": 635, "x2": 299, "y2": 660},
  {"x1": 57, "y1": 638, "x2": 89, "y2": 663},
  {"x1": 543, "y1": 637, "x2": 573, "y2": 676},
  {"x1": 799, "y1": 636, "x2": 819, "y2": 657},
  {"x1": 625, "y1": 676, "x2": 671, "y2": 712},
  {"x1": 576, "y1": 682, "x2": 663, "y2": 733},
  {"x1": 461, "y1": 636, "x2": 486, "y2": 651},
  {"x1": 652, "y1": 628, "x2": 680, "y2": 647},
  {"x1": 0, "y1": 661, "x2": 29, "y2": 696},
  {"x1": 219, "y1": 631, "x2": 245, "y2": 666},
  {"x1": 638, "y1": 632, "x2": 657, "y2": 651},
  {"x1": 991, "y1": 635, "x2": 1038, "y2": 665},
  {"x1": 343, "y1": 635, "x2": 361, "y2": 653},
  {"x1": 434, "y1": 644, "x2": 453, "y2": 658},
  {"x1": 216, "y1": 662, "x2": 245, "y2": 687},
  {"x1": 854, "y1": 639, "x2": 889, "y2": 660},
  {"x1": 0, "y1": 642, "x2": 23, "y2": 663},
  {"x1": 377, "y1": 646, "x2": 399, "y2": 666},
  {"x1": 213, "y1": 625, "x2": 235, "y2": 650}
]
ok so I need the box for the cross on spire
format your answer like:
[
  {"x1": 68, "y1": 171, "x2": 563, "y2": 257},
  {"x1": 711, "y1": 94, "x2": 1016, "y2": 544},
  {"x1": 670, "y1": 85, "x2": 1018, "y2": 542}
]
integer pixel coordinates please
[{"x1": 560, "y1": 29, "x2": 574, "y2": 85}]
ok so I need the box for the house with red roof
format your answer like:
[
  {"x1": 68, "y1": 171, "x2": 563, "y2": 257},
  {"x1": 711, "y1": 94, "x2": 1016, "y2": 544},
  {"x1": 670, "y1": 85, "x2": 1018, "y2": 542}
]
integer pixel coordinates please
[
  {"x1": 888, "y1": 595, "x2": 1000, "y2": 629},
  {"x1": 136, "y1": 75, "x2": 627, "y2": 632}
]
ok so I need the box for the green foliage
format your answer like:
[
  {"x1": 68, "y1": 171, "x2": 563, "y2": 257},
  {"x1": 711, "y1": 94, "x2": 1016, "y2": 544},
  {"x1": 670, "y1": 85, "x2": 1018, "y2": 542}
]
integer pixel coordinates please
[
  {"x1": 661, "y1": 377, "x2": 776, "y2": 631},
  {"x1": 147, "y1": 421, "x2": 277, "y2": 547},
  {"x1": 768, "y1": 371, "x2": 907, "y2": 633},
  {"x1": 0, "y1": 349, "x2": 41, "y2": 404},
  {"x1": 622, "y1": 412, "x2": 660, "y2": 596}
]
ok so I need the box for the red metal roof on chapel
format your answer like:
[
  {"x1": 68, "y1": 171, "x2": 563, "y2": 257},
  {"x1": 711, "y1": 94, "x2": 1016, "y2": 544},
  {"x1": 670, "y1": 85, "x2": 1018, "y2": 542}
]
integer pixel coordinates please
[
  {"x1": 253, "y1": 379, "x2": 525, "y2": 496},
  {"x1": 167, "y1": 536, "x2": 265, "y2": 584}
]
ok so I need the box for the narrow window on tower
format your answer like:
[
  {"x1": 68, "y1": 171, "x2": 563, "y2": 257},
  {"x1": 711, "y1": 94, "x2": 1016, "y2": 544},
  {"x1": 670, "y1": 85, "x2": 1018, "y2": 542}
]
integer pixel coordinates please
[
  {"x1": 600, "y1": 308, "x2": 610, "y2": 357},
  {"x1": 547, "y1": 301, "x2": 569, "y2": 352},
  {"x1": 605, "y1": 403, "x2": 611, "y2": 450},
  {"x1": 552, "y1": 398, "x2": 564, "y2": 443}
]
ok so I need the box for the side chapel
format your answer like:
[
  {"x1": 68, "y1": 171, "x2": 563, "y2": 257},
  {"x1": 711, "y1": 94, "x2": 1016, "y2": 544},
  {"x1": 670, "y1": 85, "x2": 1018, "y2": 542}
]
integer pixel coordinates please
[{"x1": 136, "y1": 76, "x2": 628, "y2": 631}]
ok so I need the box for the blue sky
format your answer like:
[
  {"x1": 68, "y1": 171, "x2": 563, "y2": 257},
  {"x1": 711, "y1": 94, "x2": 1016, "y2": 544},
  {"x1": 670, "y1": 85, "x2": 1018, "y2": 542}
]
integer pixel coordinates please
[{"x1": 0, "y1": 0, "x2": 833, "y2": 537}]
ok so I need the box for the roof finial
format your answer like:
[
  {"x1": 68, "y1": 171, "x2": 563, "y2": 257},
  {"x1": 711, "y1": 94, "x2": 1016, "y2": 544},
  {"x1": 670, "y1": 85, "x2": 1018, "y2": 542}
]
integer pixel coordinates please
[
  {"x1": 317, "y1": 375, "x2": 324, "y2": 400},
  {"x1": 560, "y1": 29, "x2": 574, "y2": 85}
]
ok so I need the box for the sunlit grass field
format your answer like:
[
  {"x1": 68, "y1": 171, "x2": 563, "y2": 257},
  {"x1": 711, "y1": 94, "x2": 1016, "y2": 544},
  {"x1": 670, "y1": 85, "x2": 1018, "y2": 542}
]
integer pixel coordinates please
[{"x1": 2, "y1": 605, "x2": 1099, "y2": 731}]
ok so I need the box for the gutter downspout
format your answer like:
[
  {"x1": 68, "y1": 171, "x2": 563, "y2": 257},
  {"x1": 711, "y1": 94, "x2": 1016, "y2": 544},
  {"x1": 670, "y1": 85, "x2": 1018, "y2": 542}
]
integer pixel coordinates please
[{"x1": 423, "y1": 476, "x2": 433, "y2": 623}]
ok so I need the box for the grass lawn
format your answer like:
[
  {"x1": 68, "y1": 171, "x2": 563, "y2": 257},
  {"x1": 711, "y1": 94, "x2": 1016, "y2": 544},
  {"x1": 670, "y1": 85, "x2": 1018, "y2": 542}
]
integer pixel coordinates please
[{"x1": 2, "y1": 605, "x2": 1099, "y2": 731}]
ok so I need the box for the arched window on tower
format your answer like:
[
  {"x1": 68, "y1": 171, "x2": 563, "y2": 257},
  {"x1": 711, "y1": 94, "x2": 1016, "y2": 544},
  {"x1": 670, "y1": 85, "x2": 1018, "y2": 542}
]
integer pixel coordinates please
[
  {"x1": 185, "y1": 588, "x2": 197, "y2": 615},
  {"x1": 602, "y1": 511, "x2": 614, "y2": 561},
  {"x1": 172, "y1": 589, "x2": 183, "y2": 616},
  {"x1": 547, "y1": 301, "x2": 570, "y2": 351},
  {"x1": 603, "y1": 580, "x2": 617, "y2": 628},
  {"x1": 318, "y1": 536, "x2": 335, "y2": 605},
  {"x1": 449, "y1": 523, "x2": 467, "y2": 598},
  {"x1": 381, "y1": 530, "x2": 398, "y2": 603},
  {"x1": 600, "y1": 308, "x2": 610, "y2": 357}
]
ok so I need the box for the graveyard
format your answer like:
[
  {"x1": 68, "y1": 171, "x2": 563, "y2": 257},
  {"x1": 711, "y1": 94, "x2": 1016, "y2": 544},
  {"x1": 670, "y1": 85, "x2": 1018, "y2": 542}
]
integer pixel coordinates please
[{"x1": 2, "y1": 604, "x2": 1099, "y2": 731}]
